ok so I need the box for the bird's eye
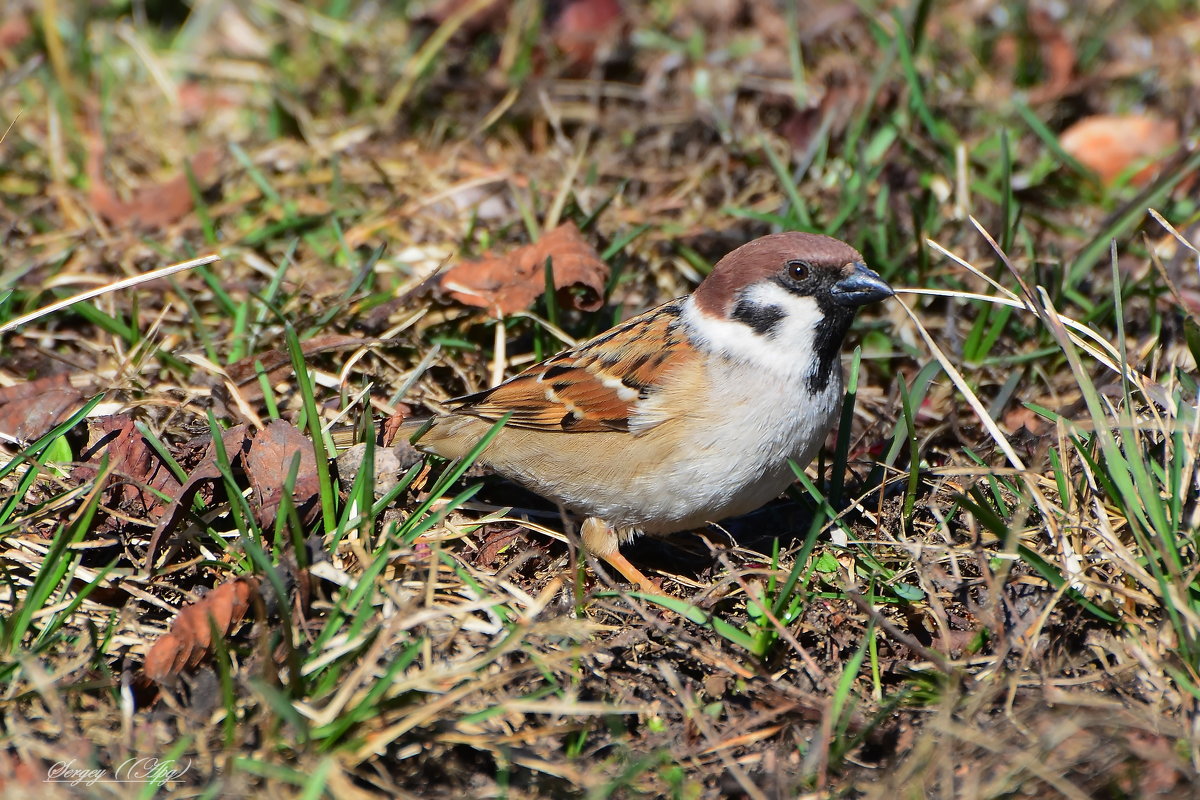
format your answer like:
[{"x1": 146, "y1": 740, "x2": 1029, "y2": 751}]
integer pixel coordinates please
[{"x1": 787, "y1": 260, "x2": 811, "y2": 282}]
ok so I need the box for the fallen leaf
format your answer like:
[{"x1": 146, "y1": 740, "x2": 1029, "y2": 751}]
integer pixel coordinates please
[
  {"x1": 1124, "y1": 731, "x2": 1189, "y2": 796},
  {"x1": 1027, "y1": 9, "x2": 1074, "y2": 102},
  {"x1": 1001, "y1": 405, "x2": 1046, "y2": 436},
  {"x1": 381, "y1": 403, "x2": 413, "y2": 447},
  {"x1": 991, "y1": 9, "x2": 1075, "y2": 103},
  {"x1": 437, "y1": 221, "x2": 610, "y2": 316},
  {"x1": 87, "y1": 144, "x2": 220, "y2": 230},
  {"x1": 779, "y1": 54, "x2": 871, "y2": 152},
  {"x1": 72, "y1": 414, "x2": 184, "y2": 520},
  {"x1": 1060, "y1": 114, "x2": 1179, "y2": 186},
  {"x1": 551, "y1": 0, "x2": 624, "y2": 68},
  {"x1": 144, "y1": 424, "x2": 252, "y2": 570},
  {"x1": 177, "y1": 81, "x2": 244, "y2": 125},
  {"x1": 244, "y1": 419, "x2": 321, "y2": 529},
  {"x1": 143, "y1": 421, "x2": 331, "y2": 569},
  {"x1": 472, "y1": 523, "x2": 528, "y2": 568},
  {"x1": 0, "y1": 749, "x2": 40, "y2": 788},
  {"x1": 143, "y1": 575, "x2": 259, "y2": 683},
  {"x1": 0, "y1": 374, "x2": 84, "y2": 442},
  {"x1": 0, "y1": 14, "x2": 31, "y2": 49}
]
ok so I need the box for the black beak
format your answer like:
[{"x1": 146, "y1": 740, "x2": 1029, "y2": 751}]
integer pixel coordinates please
[{"x1": 830, "y1": 262, "x2": 893, "y2": 307}]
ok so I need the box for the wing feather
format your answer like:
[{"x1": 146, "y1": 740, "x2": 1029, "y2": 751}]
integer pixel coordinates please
[{"x1": 449, "y1": 299, "x2": 691, "y2": 433}]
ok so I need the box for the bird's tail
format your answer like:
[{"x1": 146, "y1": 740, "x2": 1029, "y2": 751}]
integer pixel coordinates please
[{"x1": 329, "y1": 414, "x2": 431, "y2": 453}]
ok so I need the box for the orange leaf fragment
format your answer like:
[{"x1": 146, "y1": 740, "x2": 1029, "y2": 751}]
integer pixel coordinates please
[
  {"x1": 438, "y1": 221, "x2": 610, "y2": 316},
  {"x1": 552, "y1": 0, "x2": 624, "y2": 67},
  {"x1": 1027, "y1": 9, "x2": 1074, "y2": 101},
  {"x1": 0, "y1": 14, "x2": 32, "y2": 49},
  {"x1": 382, "y1": 403, "x2": 413, "y2": 447},
  {"x1": 87, "y1": 146, "x2": 220, "y2": 230},
  {"x1": 143, "y1": 576, "x2": 259, "y2": 683},
  {"x1": 1060, "y1": 115, "x2": 1179, "y2": 187}
]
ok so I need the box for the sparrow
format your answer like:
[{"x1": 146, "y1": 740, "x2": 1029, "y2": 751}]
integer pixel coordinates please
[{"x1": 410, "y1": 232, "x2": 893, "y2": 591}]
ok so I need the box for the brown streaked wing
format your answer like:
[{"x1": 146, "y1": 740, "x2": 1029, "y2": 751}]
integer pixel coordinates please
[{"x1": 449, "y1": 299, "x2": 689, "y2": 433}]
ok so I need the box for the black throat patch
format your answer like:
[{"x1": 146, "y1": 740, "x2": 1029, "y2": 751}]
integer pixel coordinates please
[{"x1": 807, "y1": 305, "x2": 854, "y2": 393}]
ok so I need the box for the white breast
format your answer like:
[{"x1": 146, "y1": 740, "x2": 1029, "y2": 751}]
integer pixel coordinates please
[{"x1": 608, "y1": 295, "x2": 844, "y2": 533}]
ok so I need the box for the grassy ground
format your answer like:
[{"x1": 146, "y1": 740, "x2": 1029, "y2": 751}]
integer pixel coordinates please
[{"x1": 2, "y1": 1, "x2": 1199, "y2": 797}]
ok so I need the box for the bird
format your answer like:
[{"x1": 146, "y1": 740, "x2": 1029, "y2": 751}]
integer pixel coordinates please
[{"x1": 409, "y1": 232, "x2": 893, "y2": 591}]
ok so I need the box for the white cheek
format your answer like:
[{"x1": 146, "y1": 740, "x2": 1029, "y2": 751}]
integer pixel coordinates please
[
  {"x1": 744, "y1": 280, "x2": 825, "y2": 341},
  {"x1": 680, "y1": 287, "x2": 822, "y2": 378}
]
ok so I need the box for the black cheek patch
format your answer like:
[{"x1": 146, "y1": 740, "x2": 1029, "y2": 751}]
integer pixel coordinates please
[{"x1": 731, "y1": 299, "x2": 786, "y2": 337}]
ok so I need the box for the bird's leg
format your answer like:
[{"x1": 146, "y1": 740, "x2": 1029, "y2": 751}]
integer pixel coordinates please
[{"x1": 580, "y1": 517, "x2": 657, "y2": 593}]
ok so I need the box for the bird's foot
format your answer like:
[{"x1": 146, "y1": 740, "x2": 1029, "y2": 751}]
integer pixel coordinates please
[{"x1": 580, "y1": 517, "x2": 659, "y2": 593}]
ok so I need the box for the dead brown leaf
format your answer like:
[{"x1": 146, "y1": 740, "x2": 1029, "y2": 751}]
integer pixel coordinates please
[
  {"x1": 437, "y1": 221, "x2": 609, "y2": 316},
  {"x1": 1060, "y1": 114, "x2": 1180, "y2": 186},
  {"x1": 244, "y1": 419, "x2": 321, "y2": 530},
  {"x1": 143, "y1": 575, "x2": 259, "y2": 683},
  {"x1": 991, "y1": 9, "x2": 1075, "y2": 103},
  {"x1": 779, "y1": 53, "x2": 872, "y2": 153},
  {"x1": 86, "y1": 144, "x2": 220, "y2": 230},
  {"x1": 472, "y1": 523, "x2": 528, "y2": 568},
  {"x1": 177, "y1": 81, "x2": 243, "y2": 125},
  {"x1": 0, "y1": 374, "x2": 85, "y2": 442},
  {"x1": 381, "y1": 403, "x2": 413, "y2": 447},
  {"x1": 143, "y1": 421, "x2": 329, "y2": 569},
  {"x1": 1001, "y1": 405, "x2": 1046, "y2": 436},
  {"x1": 72, "y1": 414, "x2": 184, "y2": 520},
  {"x1": 1123, "y1": 731, "x2": 1190, "y2": 796},
  {"x1": 1027, "y1": 9, "x2": 1074, "y2": 102},
  {"x1": 144, "y1": 424, "x2": 252, "y2": 570},
  {"x1": 423, "y1": 0, "x2": 622, "y2": 70},
  {"x1": 552, "y1": 0, "x2": 624, "y2": 67},
  {"x1": 0, "y1": 14, "x2": 31, "y2": 49},
  {"x1": 0, "y1": 748, "x2": 41, "y2": 789}
]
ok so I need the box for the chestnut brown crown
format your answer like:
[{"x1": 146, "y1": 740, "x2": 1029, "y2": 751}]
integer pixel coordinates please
[{"x1": 693, "y1": 232, "x2": 884, "y2": 315}]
